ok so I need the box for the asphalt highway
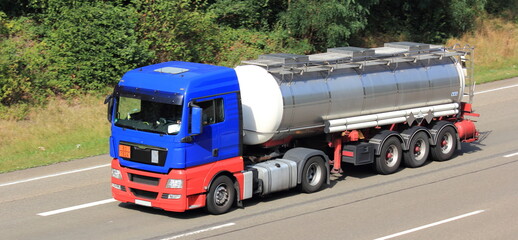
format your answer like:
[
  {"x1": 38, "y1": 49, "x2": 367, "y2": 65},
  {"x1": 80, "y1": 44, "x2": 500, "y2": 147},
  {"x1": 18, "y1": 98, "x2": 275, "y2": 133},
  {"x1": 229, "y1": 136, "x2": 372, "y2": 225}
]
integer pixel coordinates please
[{"x1": 1, "y1": 77, "x2": 517, "y2": 240}]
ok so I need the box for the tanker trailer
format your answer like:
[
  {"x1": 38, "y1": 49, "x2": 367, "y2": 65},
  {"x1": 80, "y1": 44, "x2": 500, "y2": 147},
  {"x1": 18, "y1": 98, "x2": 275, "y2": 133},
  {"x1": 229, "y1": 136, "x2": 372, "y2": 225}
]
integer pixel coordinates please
[
  {"x1": 108, "y1": 42, "x2": 479, "y2": 214},
  {"x1": 237, "y1": 42, "x2": 478, "y2": 172}
]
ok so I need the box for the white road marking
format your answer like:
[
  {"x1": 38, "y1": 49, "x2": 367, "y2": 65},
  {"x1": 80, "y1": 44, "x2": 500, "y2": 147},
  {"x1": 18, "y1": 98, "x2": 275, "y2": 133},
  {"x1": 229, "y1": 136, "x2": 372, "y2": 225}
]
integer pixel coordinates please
[
  {"x1": 504, "y1": 152, "x2": 518, "y2": 158},
  {"x1": 374, "y1": 210, "x2": 485, "y2": 240},
  {"x1": 37, "y1": 198, "x2": 116, "y2": 216},
  {"x1": 475, "y1": 84, "x2": 518, "y2": 95},
  {"x1": 161, "y1": 223, "x2": 236, "y2": 240},
  {"x1": 0, "y1": 164, "x2": 110, "y2": 187}
]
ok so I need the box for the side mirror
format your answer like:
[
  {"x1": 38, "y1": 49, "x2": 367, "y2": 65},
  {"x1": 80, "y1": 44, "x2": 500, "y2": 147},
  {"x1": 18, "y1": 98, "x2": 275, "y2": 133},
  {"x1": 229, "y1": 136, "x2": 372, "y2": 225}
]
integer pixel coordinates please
[
  {"x1": 105, "y1": 94, "x2": 114, "y2": 123},
  {"x1": 191, "y1": 106, "x2": 203, "y2": 135}
]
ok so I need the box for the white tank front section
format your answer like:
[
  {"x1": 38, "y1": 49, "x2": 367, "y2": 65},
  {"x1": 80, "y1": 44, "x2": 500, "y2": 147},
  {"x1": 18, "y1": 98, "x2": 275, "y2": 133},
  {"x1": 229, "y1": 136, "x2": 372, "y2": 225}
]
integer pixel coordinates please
[{"x1": 235, "y1": 65, "x2": 284, "y2": 145}]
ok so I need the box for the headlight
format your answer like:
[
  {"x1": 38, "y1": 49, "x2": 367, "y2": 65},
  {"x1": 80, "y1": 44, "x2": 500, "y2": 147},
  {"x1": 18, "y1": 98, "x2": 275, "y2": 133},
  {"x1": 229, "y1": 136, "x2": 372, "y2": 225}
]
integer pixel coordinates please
[
  {"x1": 112, "y1": 168, "x2": 122, "y2": 179},
  {"x1": 166, "y1": 179, "x2": 183, "y2": 189}
]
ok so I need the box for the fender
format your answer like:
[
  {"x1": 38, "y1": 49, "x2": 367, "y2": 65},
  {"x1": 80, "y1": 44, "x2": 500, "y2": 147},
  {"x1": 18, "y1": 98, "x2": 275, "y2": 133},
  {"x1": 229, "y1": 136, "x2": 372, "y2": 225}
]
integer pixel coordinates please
[
  {"x1": 369, "y1": 130, "x2": 404, "y2": 155},
  {"x1": 400, "y1": 126, "x2": 432, "y2": 151},
  {"x1": 283, "y1": 148, "x2": 331, "y2": 185},
  {"x1": 204, "y1": 170, "x2": 244, "y2": 209}
]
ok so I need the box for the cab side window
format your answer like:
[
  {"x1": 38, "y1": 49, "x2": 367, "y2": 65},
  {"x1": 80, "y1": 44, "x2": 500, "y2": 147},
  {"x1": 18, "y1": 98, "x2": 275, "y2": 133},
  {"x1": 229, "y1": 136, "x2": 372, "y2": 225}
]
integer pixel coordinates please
[{"x1": 197, "y1": 98, "x2": 224, "y2": 125}]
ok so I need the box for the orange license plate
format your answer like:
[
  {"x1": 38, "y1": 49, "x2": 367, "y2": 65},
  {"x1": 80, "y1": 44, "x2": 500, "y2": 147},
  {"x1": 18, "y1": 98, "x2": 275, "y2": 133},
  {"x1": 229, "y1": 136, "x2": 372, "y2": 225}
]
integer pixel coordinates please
[{"x1": 119, "y1": 145, "x2": 131, "y2": 158}]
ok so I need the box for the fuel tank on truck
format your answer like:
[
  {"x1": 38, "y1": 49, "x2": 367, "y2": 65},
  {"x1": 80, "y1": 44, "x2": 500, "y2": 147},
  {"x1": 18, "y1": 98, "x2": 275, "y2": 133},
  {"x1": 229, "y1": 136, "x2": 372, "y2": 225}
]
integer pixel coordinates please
[{"x1": 235, "y1": 42, "x2": 466, "y2": 145}]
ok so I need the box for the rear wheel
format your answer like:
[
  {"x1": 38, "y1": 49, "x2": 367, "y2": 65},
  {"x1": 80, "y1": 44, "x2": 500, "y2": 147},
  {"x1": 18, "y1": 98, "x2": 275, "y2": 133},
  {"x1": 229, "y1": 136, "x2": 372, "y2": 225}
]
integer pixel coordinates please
[
  {"x1": 431, "y1": 126, "x2": 457, "y2": 161},
  {"x1": 374, "y1": 137, "x2": 402, "y2": 175},
  {"x1": 206, "y1": 175, "x2": 235, "y2": 215},
  {"x1": 404, "y1": 132, "x2": 430, "y2": 168},
  {"x1": 300, "y1": 156, "x2": 326, "y2": 193}
]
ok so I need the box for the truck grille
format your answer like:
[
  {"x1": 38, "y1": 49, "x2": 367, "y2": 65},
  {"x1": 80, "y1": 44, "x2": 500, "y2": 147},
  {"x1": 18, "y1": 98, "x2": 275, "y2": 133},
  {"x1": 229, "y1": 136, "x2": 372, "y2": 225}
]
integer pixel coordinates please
[
  {"x1": 129, "y1": 173, "x2": 160, "y2": 186},
  {"x1": 119, "y1": 141, "x2": 167, "y2": 166},
  {"x1": 130, "y1": 188, "x2": 158, "y2": 200}
]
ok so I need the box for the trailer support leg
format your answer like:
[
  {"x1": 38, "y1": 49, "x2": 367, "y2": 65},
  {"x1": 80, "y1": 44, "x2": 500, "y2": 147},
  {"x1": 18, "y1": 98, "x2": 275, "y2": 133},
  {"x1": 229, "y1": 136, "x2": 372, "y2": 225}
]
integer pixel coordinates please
[{"x1": 331, "y1": 136, "x2": 343, "y2": 174}]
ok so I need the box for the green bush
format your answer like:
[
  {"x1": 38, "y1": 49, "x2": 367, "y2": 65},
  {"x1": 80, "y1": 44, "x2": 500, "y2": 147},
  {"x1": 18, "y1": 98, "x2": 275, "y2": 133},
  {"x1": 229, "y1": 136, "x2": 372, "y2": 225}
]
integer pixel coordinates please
[
  {"x1": 363, "y1": 0, "x2": 485, "y2": 44},
  {"x1": 217, "y1": 27, "x2": 312, "y2": 67},
  {"x1": 280, "y1": 0, "x2": 378, "y2": 51},
  {"x1": 134, "y1": 0, "x2": 223, "y2": 64},
  {"x1": 0, "y1": 16, "x2": 48, "y2": 106},
  {"x1": 43, "y1": 2, "x2": 153, "y2": 93},
  {"x1": 207, "y1": 0, "x2": 287, "y2": 30}
]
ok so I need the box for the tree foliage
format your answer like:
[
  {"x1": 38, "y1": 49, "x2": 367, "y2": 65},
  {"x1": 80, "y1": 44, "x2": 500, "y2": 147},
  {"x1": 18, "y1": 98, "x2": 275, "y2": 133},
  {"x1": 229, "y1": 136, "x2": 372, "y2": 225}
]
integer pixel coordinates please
[
  {"x1": 43, "y1": 1, "x2": 152, "y2": 92},
  {"x1": 134, "y1": 0, "x2": 221, "y2": 64},
  {"x1": 363, "y1": 0, "x2": 485, "y2": 43},
  {"x1": 207, "y1": 0, "x2": 287, "y2": 30},
  {"x1": 0, "y1": 16, "x2": 48, "y2": 105},
  {"x1": 0, "y1": 0, "x2": 503, "y2": 107},
  {"x1": 281, "y1": 0, "x2": 377, "y2": 51}
]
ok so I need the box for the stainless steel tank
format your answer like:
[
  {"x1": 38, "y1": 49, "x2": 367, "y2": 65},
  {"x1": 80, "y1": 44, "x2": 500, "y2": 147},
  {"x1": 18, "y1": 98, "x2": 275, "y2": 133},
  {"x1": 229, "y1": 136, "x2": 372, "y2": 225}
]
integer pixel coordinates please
[{"x1": 236, "y1": 42, "x2": 465, "y2": 145}]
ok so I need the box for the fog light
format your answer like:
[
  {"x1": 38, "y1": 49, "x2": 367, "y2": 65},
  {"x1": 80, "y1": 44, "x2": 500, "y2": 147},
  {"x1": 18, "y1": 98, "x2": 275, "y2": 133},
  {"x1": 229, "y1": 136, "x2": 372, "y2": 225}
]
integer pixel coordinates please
[
  {"x1": 162, "y1": 194, "x2": 181, "y2": 199},
  {"x1": 112, "y1": 183, "x2": 126, "y2": 191},
  {"x1": 112, "y1": 169, "x2": 122, "y2": 179},
  {"x1": 166, "y1": 179, "x2": 183, "y2": 189}
]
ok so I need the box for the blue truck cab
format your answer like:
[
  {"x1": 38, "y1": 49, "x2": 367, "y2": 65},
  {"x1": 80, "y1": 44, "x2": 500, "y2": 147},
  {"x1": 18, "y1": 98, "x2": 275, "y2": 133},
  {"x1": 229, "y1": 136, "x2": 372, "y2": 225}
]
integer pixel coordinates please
[{"x1": 107, "y1": 61, "x2": 244, "y2": 212}]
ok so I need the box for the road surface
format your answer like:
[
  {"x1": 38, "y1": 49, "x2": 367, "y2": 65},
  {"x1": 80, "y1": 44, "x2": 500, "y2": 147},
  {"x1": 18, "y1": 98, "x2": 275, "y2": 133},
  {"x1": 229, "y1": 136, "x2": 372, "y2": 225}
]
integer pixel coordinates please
[{"x1": 1, "y1": 77, "x2": 518, "y2": 240}]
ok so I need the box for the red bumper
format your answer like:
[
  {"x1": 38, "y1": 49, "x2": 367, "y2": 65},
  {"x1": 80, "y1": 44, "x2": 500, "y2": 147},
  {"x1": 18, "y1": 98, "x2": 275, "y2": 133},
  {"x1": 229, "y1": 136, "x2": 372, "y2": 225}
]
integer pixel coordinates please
[
  {"x1": 111, "y1": 159, "x2": 200, "y2": 212},
  {"x1": 111, "y1": 157, "x2": 245, "y2": 212}
]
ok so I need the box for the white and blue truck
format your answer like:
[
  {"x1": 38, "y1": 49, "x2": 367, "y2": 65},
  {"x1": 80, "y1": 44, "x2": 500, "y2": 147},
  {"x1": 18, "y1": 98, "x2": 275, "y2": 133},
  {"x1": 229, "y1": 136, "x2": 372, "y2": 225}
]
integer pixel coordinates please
[{"x1": 106, "y1": 42, "x2": 479, "y2": 214}]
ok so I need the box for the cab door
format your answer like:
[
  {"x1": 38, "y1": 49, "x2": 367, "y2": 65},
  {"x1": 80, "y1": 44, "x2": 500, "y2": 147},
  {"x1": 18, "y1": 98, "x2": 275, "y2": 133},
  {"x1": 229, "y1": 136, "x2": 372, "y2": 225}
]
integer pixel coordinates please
[{"x1": 185, "y1": 93, "x2": 240, "y2": 168}]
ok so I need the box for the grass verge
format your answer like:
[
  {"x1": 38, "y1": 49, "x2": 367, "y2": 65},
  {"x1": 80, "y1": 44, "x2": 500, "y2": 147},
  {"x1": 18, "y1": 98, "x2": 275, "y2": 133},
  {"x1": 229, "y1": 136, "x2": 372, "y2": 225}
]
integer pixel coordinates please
[
  {"x1": 447, "y1": 17, "x2": 518, "y2": 84},
  {"x1": 0, "y1": 95, "x2": 110, "y2": 173}
]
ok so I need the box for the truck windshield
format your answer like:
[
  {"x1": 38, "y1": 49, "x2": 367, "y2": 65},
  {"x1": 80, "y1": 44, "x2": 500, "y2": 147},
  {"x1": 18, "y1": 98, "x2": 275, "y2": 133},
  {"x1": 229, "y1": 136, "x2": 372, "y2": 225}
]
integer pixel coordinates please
[{"x1": 115, "y1": 96, "x2": 182, "y2": 135}]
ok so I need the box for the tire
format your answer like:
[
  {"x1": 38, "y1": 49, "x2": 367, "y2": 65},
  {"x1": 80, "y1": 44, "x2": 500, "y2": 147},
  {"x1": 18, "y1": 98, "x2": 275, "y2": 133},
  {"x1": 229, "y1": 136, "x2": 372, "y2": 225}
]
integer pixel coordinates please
[
  {"x1": 431, "y1": 126, "x2": 457, "y2": 161},
  {"x1": 206, "y1": 175, "x2": 235, "y2": 215},
  {"x1": 374, "y1": 137, "x2": 402, "y2": 175},
  {"x1": 299, "y1": 156, "x2": 326, "y2": 193},
  {"x1": 404, "y1": 132, "x2": 430, "y2": 168}
]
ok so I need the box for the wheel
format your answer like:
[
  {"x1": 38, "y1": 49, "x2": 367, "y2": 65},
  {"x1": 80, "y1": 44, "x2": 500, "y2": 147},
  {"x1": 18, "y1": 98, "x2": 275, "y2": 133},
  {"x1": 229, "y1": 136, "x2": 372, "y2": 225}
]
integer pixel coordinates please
[
  {"x1": 299, "y1": 156, "x2": 326, "y2": 193},
  {"x1": 404, "y1": 132, "x2": 430, "y2": 168},
  {"x1": 374, "y1": 137, "x2": 402, "y2": 175},
  {"x1": 206, "y1": 175, "x2": 235, "y2": 215},
  {"x1": 431, "y1": 126, "x2": 457, "y2": 161}
]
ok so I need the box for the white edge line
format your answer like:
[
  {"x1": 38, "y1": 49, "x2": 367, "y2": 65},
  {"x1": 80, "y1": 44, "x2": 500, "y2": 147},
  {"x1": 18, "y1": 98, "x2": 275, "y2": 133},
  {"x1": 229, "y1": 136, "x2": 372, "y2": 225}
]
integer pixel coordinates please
[
  {"x1": 374, "y1": 210, "x2": 485, "y2": 240},
  {"x1": 504, "y1": 152, "x2": 518, "y2": 158},
  {"x1": 0, "y1": 164, "x2": 111, "y2": 187},
  {"x1": 162, "y1": 223, "x2": 236, "y2": 240},
  {"x1": 475, "y1": 84, "x2": 518, "y2": 95},
  {"x1": 37, "y1": 198, "x2": 117, "y2": 216}
]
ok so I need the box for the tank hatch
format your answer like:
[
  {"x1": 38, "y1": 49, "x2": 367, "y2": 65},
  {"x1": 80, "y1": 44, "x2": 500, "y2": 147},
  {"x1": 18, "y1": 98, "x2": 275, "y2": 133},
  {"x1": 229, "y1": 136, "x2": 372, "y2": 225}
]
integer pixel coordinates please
[
  {"x1": 242, "y1": 53, "x2": 309, "y2": 68},
  {"x1": 327, "y1": 47, "x2": 375, "y2": 57},
  {"x1": 259, "y1": 53, "x2": 309, "y2": 64},
  {"x1": 384, "y1": 42, "x2": 431, "y2": 51}
]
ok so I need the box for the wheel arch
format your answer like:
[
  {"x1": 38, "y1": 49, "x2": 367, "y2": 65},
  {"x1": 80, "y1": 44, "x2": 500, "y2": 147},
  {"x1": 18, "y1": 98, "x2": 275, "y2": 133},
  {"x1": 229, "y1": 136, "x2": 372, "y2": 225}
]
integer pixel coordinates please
[
  {"x1": 369, "y1": 130, "x2": 404, "y2": 155},
  {"x1": 282, "y1": 147, "x2": 330, "y2": 186},
  {"x1": 205, "y1": 171, "x2": 241, "y2": 207},
  {"x1": 400, "y1": 126, "x2": 432, "y2": 151}
]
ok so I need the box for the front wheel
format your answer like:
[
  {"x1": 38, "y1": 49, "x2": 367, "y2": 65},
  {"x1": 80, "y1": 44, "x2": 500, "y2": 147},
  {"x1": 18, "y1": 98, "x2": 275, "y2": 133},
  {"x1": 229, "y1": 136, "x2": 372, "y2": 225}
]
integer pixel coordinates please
[
  {"x1": 299, "y1": 157, "x2": 326, "y2": 193},
  {"x1": 206, "y1": 175, "x2": 235, "y2": 215}
]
